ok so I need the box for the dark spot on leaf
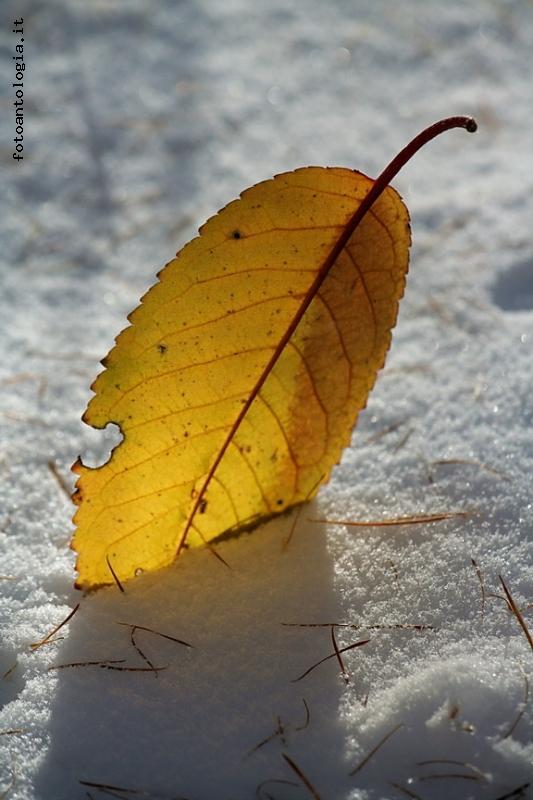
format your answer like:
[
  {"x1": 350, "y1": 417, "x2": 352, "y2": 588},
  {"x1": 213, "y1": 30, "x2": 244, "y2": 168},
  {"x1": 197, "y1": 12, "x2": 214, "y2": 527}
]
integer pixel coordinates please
[
  {"x1": 157, "y1": 343, "x2": 168, "y2": 354},
  {"x1": 199, "y1": 498, "x2": 208, "y2": 514},
  {"x1": 276, "y1": 499, "x2": 284, "y2": 506},
  {"x1": 232, "y1": 230, "x2": 242, "y2": 239}
]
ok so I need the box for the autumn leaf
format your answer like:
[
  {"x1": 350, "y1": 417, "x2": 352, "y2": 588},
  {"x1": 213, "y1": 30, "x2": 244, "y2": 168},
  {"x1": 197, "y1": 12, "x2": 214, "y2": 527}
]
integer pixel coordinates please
[{"x1": 71, "y1": 116, "x2": 476, "y2": 590}]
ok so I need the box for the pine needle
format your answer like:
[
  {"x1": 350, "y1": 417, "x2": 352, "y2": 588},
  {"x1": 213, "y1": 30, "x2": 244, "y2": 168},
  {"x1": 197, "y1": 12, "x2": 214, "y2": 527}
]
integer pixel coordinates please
[
  {"x1": 30, "y1": 604, "x2": 80, "y2": 651},
  {"x1": 310, "y1": 511, "x2": 471, "y2": 528},
  {"x1": 499, "y1": 576, "x2": 533, "y2": 653}
]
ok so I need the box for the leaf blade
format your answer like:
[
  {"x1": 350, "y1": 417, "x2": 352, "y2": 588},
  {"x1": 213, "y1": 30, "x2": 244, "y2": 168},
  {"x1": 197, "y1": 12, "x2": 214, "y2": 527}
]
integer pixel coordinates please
[{"x1": 72, "y1": 167, "x2": 410, "y2": 589}]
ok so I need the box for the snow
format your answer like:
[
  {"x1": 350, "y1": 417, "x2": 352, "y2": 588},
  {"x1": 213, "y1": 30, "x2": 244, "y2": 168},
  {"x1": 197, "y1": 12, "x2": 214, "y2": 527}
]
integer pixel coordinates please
[{"x1": 1, "y1": 0, "x2": 532, "y2": 798}]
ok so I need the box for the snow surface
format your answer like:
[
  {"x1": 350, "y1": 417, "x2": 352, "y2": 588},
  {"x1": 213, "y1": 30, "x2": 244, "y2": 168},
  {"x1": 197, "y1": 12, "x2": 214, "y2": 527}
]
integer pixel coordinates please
[{"x1": 1, "y1": 0, "x2": 533, "y2": 798}]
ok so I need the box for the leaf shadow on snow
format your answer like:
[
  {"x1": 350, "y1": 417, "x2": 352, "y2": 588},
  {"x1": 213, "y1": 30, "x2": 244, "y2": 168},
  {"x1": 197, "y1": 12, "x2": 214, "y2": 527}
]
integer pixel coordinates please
[{"x1": 35, "y1": 513, "x2": 358, "y2": 800}]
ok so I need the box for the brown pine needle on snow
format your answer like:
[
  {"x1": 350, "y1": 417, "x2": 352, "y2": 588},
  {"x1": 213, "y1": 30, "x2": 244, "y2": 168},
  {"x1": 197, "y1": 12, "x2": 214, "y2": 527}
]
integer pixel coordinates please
[
  {"x1": 493, "y1": 783, "x2": 530, "y2": 800},
  {"x1": 116, "y1": 622, "x2": 193, "y2": 649},
  {"x1": 389, "y1": 782, "x2": 423, "y2": 800},
  {"x1": 291, "y1": 639, "x2": 370, "y2": 683},
  {"x1": 282, "y1": 754, "x2": 321, "y2": 800},
  {"x1": 282, "y1": 474, "x2": 324, "y2": 550},
  {"x1": 499, "y1": 576, "x2": 533, "y2": 653},
  {"x1": 282, "y1": 503, "x2": 305, "y2": 551},
  {"x1": 2, "y1": 662, "x2": 18, "y2": 680},
  {"x1": 106, "y1": 556, "x2": 125, "y2": 593},
  {"x1": 245, "y1": 718, "x2": 287, "y2": 760},
  {"x1": 430, "y1": 458, "x2": 510, "y2": 481},
  {"x1": 47, "y1": 459, "x2": 72, "y2": 499},
  {"x1": 246, "y1": 700, "x2": 310, "y2": 759},
  {"x1": 79, "y1": 779, "x2": 147, "y2": 796},
  {"x1": 49, "y1": 659, "x2": 167, "y2": 673},
  {"x1": 310, "y1": 511, "x2": 471, "y2": 528},
  {"x1": 30, "y1": 603, "x2": 80, "y2": 651},
  {"x1": 49, "y1": 659, "x2": 126, "y2": 671},
  {"x1": 471, "y1": 558, "x2": 486, "y2": 623},
  {"x1": 349, "y1": 723, "x2": 404, "y2": 776},
  {"x1": 418, "y1": 773, "x2": 481, "y2": 782},
  {"x1": 393, "y1": 427, "x2": 413, "y2": 452},
  {"x1": 281, "y1": 621, "x2": 434, "y2": 631},
  {"x1": 330, "y1": 625, "x2": 349, "y2": 683},
  {"x1": 501, "y1": 664, "x2": 529, "y2": 740},
  {"x1": 416, "y1": 759, "x2": 487, "y2": 779},
  {"x1": 364, "y1": 419, "x2": 405, "y2": 445},
  {"x1": 294, "y1": 698, "x2": 310, "y2": 731},
  {"x1": 255, "y1": 778, "x2": 299, "y2": 799},
  {"x1": 94, "y1": 663, "x2": 168, "y2": 673},
  {"x1": 129, "y1": 628, "x2": 157, "y2": 674}
]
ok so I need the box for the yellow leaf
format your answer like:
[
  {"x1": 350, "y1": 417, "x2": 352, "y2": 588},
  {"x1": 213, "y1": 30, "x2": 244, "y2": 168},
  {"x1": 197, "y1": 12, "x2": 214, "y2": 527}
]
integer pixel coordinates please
[{"x1": 71, "y1": 117, "x2": 476, "y2": 590}]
